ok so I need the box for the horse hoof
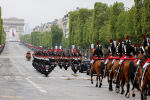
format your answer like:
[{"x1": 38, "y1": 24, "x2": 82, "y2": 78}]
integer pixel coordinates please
[
  {"x1": 96, "y1": 85, "x2": 98, "y2": 87},
  {"x1": 91, "y1": 82, "x2": 93, "y2": 84},
  {"x1": 132, "y1": 94, "x2": 135, "y2": 97},
  {"x1": 109, "y1": 87, "x2": 113, "y2": 91},
  {"x1": 99, "y1": 85, "x2": 101, "y2": 88},
  {"x1": 116, "y1": 88, "x2": 120, "y2": 93},
  {"x1": 125, "y1": 93, "x2": 130, "y2": 98},
  {"x1": 121, "y1": 90, "x2": 125, "y2": 95}
]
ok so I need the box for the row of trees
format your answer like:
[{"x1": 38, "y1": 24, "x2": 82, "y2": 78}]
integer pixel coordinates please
[
  {"x1": 0, "y1": 7, "x2": 6, "y2": 45},
  {"x1": 21, "y1": 1, "x2": 150, "y2": 49},
  {"x1": 68, "y1": 1, "x2": 150, "y2": 48},
  {"x1": 20, "y1": 25, "x2": 63, "y2": 48}
]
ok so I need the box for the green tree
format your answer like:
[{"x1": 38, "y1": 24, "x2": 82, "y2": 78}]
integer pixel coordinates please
[
  {"x1": 110, "y1": 2, "x2": 125, "y2": 40},
  {"x1": 92, "y1": 2, "x2": 109, "y2": 43},
  {"x1": 51, "y1": 25, "x2": 63, "y2": 47}
]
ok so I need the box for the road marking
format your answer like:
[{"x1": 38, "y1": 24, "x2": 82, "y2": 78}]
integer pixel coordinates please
[
  {"x1": 1, "y1": 96, "x2": 22, "y2": 99},
  {"x1": 26, "y1": 77, "x2": 47, "y2": 93},
  {"x1": 11, "y1": 59, "x2": 47, "y2": 93}
]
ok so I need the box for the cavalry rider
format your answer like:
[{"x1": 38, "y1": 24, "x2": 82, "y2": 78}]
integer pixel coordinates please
[
  {"x1": 142, "y1": 34, "x2": 150, "y2": 69},
  {"x1": 142, "y1": 34, "x2": 150, "y2": 56},
  {"x1": 104, "y1": 39, "x2": 116, "y2": 65},
  {"x1": 118, "y1": 35, "x2": 135, "y2": 69},
  {"x1": 116, "y1": 39, "x2": 123, "y2": 58},
  {"x1": 91, "y1": 41, "x2": 103, "y2": 65}
]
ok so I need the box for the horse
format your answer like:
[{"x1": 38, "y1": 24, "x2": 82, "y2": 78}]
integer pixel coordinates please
[
  {"x1": 141, "y1": 65, "x2": 150, "y2": 100},
  {"x1": 119, "y1": 49, "x2": 146, "y2": 98},
  {"x1": 91, "y1": 59, "x2": 104, "y2": 88},
  {"x1": 105, "y1": 54, "x2": 120, "y2": 91},
  {"x1": 112, "y1": 60, "x2": 121, "y2": 93},
  {"x1": 112, "y1": 55, "x2": 139, "y2": 98},
  {"x1": 106, "y1": 59, "x2": 113, "y2": 91},
  {"x1": 139, "y1": 47, "x2": 150, "y2": 100}
]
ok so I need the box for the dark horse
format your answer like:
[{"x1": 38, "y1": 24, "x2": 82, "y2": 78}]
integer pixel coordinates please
[{"x1": 91, "y1": 59, "x2": 104, "y2": 88}]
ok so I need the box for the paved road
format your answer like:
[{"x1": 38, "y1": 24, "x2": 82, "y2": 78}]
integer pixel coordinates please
[{"x1": 0, "y1": 42, "x2": 148, "y2": 100}]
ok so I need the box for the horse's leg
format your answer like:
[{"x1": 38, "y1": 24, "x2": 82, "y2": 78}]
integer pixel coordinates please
[
  {"x1": 96, "y1": 75, "x2": 98, "y2": 87},
  {"x1": 121, "y1": 76, "x2": 125, "y2": 95},
  {"x1": 141, "y1": 79, "x2": 147, "y2": 100},
  {"x1": 124, "y1": 74, "x2": 130, "y2": 98},
  {"x1": 148, "y1": 83, "x2": 150, "y2": 95},
  {"x1": 109, "y1": 69, "x2": 113, "y2": 91},
  {"x1": 91, "y1": 71, "x2": 93, "y2": 84},
  {"x1": 115, "y1": 71, "x2": 120, "y2": 93},
  {"x1": 99, "y1": 74, "x2": 101, "y2": 88}
]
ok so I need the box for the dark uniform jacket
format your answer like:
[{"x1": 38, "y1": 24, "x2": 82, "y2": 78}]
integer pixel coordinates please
[
  {"x1": 125, "y1": 43, "x2": 135, "y2": 57},
  {"x1": 110, "y1": 42, "x2": 116, "y2": 56},
  {"x1": 118, "y1": 43, "x2": 123, "y2": 57},
  {"x1": 93, "y1": 47, "x2": 103, "y2": 57}
]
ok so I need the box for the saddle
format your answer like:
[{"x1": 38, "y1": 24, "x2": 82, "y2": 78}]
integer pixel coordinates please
[
  {"x1": 93, "y1": 56, "x2": 104, "y2": 60},
  {"x1": 121, "y1": 55, "x2": 136, "y2": 60}
]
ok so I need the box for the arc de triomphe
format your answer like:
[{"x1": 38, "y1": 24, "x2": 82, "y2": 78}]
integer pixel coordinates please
[{"x1": 3, "y1": 17, "x2": 24, "y2": 41}]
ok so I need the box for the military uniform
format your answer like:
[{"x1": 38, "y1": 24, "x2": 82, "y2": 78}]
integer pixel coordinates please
[
  {"x1": 91, "y1": 41, "x2": 103, "y2": 64},
  {"x1": 118, "y1": 35, "x2": 135, "y2": 65},
  {"x1": 142, "y1": 34, "x2": 150, "y2": 69},
  {"x1": 104, "y1": 39, "x2": 116, "y2": 65}
]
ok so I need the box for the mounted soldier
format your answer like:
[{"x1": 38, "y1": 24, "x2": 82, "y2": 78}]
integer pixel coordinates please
[
  {"x1": 118, "y1": 35, "x2": 135, "y2": 67},
  {"x1": 116, "y1": 39, "x2": 123, "y2": 58},
  {"x1": 104, "y1": 39, "x2": 116, "y2": 66},
  {"x1": 90, "y1": 41, "x2": 103, "y2": 65},
  {"x1": 142, "y1": 34, "x2": 150, "y2": 69}
]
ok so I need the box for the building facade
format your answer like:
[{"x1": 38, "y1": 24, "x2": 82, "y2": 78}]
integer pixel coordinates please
[{"x1": 33, "y1": 14, "x2": 69, "y2": 38}]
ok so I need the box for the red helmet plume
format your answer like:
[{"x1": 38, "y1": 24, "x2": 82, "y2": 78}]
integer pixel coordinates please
[
  {"x1": 118, "y1": 39, "x2": 121, "y2": 43},
  {"x1": 143, "y1": 34, "x2": 146, "y2": 39},
  {"x1": 110, "y1": 39, "x2": 113, "y2": 43},
  {"x1": 134, "y1": 44, "x2": 137, "y2": 47},
  {"x1": 96, "y1": 41, "x2": 99, "y2": 45},
  {"x1": 126, "y1": 35, "x2": 129, "y2": 40}
]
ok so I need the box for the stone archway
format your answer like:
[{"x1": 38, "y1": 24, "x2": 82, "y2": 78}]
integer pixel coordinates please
[{"x1": 3, "y1": 17, "x2": 24, "y2": 41}]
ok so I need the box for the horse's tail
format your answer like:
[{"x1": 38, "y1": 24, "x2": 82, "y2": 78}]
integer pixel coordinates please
[
  {"x1": 129, "y1": 61, "x2": 139, "y2": 89},
  {"x1": 100, "y1": 61, "x2": 105, "y2": 77}
]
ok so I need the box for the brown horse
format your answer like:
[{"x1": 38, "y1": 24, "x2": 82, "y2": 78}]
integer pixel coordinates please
[
  {"x1": 112, "y1": 60, "x2": 121, "y2": 93},
  {"x1": 91, "y1": 60, "x2": 104, "y2": 88},
  {"x1": 106, "y1": 59, "x2": 113, "y2": 91},
  {"x1": 112, "y1": 58, "x2": 139, "y2": 98},
  {"x1": 120, "y1": 59, "x2": 138, "y2": 98},
  {"x1": 141, "y1": 66, "x2": 150, "y2": 100}
]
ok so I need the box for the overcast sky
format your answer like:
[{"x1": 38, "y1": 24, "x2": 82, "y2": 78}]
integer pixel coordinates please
[{"x1": 0, "y1": 0, "x2": 134, "y2": 28}]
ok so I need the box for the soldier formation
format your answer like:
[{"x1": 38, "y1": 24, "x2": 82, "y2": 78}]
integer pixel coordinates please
[{"x1": 23, "y1": 34, "x2": 150, "y2": 99}]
